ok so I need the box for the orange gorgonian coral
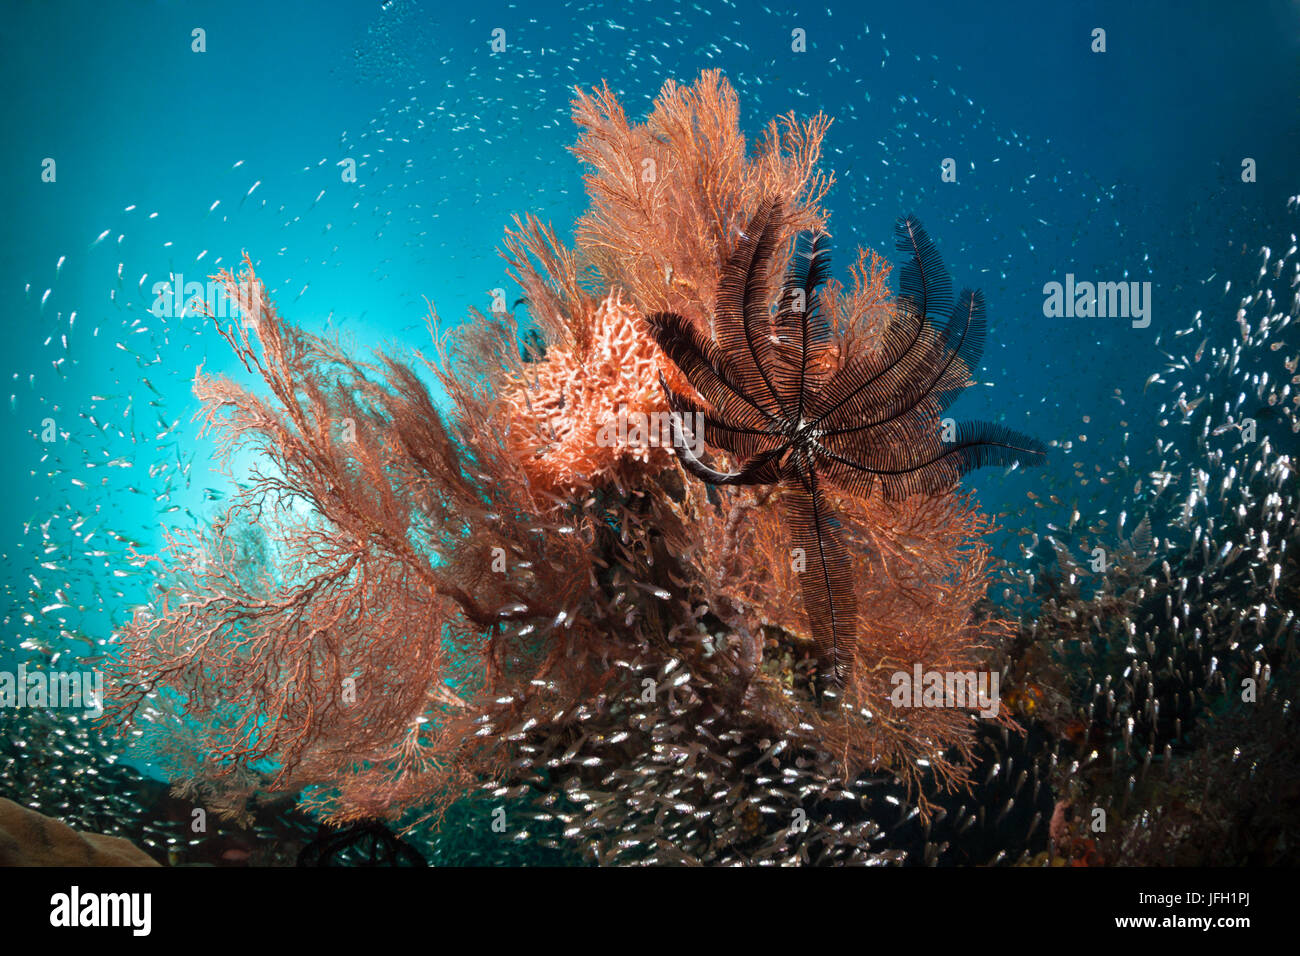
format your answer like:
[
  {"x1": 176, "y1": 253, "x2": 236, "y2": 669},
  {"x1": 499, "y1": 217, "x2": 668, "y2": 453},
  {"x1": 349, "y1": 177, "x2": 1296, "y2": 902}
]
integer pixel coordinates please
[
  {"x1": 500, "y1": 290, "x2": 673, "y2": 495},
  {"x1": 503, "y1": 69, "x2": 831, "y2": 354},
  {"x1": 107, "y1": 70, "x2": 1030, "y2": 839}
]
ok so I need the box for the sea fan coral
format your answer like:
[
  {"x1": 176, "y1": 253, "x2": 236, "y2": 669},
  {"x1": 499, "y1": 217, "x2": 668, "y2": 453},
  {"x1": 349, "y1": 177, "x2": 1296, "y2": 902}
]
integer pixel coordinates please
[
  {"x1": 505, "y1": 69, "x2": 832, "y2": 350},
  {"x1": 499, "y1": 290, "x2": 672, "y2": 494},
  {"x1": 107, "y1": 71, "x2": 1034, "y2": 845}
]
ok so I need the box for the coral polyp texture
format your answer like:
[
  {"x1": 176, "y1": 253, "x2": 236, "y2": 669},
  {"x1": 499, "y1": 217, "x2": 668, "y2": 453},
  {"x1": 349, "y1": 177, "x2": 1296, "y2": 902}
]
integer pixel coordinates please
[
  {"x1": 107, "y1": 70, "x2": 1039, "y2": 852},
  {"x1": 500, "y1": 290, "x2": 671, "y2": 494}
]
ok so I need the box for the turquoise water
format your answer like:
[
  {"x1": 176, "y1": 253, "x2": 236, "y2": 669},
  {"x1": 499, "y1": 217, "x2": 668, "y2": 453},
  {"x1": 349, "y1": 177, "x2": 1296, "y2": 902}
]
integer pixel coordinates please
[{"x1": 2, "y1": 0, "x2": 1297, "y2": 865}]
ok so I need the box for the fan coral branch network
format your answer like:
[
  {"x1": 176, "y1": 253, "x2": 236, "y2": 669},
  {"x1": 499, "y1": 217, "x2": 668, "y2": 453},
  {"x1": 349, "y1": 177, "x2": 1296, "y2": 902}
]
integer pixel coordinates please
[{"x1": 106, "y1": 70, "x2": 1043, "y2": 858}]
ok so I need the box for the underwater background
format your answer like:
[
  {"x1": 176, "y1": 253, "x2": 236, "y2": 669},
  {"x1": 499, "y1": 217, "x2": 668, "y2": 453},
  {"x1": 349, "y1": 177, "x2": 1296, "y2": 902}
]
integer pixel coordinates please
[{"x1": 2, "y1": 0, "x2": 1298, "y2": 866}]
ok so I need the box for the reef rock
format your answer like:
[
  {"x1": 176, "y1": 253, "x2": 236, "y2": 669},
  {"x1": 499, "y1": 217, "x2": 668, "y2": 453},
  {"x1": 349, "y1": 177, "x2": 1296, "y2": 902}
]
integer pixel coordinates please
[{"x1": 0, "y1": 797, "x2": 159, "y2": 866}]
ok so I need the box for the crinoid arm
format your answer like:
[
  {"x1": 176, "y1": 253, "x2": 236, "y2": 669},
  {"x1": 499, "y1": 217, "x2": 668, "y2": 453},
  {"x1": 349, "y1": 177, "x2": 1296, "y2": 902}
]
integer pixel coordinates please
[
  {"x1": 648, "y1": 202, "x2": 1045, "y2": 690},
  {"x1": 782, "y1": 462, "x2": 857, "y2": 691}
]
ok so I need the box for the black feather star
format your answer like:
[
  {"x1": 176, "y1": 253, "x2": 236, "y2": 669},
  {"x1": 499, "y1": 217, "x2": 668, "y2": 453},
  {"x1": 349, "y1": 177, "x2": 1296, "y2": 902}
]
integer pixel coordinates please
[{"x1": 647, "y1": 197, "x2": 1046, "y2": 692}]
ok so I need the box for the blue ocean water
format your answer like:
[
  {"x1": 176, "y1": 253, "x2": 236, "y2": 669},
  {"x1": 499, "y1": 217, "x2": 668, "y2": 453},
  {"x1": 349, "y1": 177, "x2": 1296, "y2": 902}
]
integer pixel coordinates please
[{"x1": 1, "y1": 0, "x2": 1297, "y2": 864}]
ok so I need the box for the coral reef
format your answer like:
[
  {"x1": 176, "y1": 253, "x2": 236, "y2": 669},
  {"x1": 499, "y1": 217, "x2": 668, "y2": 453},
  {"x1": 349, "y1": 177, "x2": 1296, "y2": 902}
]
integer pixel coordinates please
[
  {"x1": 0, "y1": 704, "x2": 316, "y2": 865},
  {"x1": 106, "y1": 70, "x2": 1037, "y2": 853}
]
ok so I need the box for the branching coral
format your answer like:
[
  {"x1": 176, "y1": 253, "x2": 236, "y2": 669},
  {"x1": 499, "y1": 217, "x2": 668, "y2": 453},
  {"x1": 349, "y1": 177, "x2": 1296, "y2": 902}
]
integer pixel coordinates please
[
  {"x1": 499, "y1": 290, "x2": 672, "y2": 494},
  {"x1": 107, "y1": 70, "x2": 1032, "y2": 843},
  {"x1": 506, "y1": 69, "x2": 832, "y2": 345}
]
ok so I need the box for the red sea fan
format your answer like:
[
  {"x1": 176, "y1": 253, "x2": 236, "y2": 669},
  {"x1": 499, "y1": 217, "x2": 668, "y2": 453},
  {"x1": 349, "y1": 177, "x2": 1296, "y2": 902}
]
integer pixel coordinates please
[
  {"x1": 108, "y1": 256, "x2": 615, "y2": 823},
  {"x1": 108, "y1": 72, "x2": 1036, "y2": 837}
]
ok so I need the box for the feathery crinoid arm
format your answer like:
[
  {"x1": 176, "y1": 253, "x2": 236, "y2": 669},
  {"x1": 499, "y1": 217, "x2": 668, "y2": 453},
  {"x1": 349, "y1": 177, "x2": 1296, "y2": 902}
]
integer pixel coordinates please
[
  {"x1": 805, "y1": 214, "x2": 958, "y2": 432},
  {"x1": 817, "y1": 414, "x2": 1047, "y2": 500},
  {"x1": 646, "y1": 309, "x2": 776, "y2": 433},
  {"x1": 712, "y1": 197, "x2": 788, "y2": 418},
  {"x1": 781, "y1": 455, "x2": 857, "y2": 691},
  {"x1": 894, "y1": 213, "x2": 952, "y2": 324},
  {"x1": 770, "y1": 230, "x2": 834, "y2": 419},
  {"x1": 658, "y1": 373, "x2": 785, "y2": 465},
  {"x1": 657, "y1": 373, "x2": 785, "y2": 486},
  {"x1": 807, "y1": 215, "x2": 1045, "y2": 499}
]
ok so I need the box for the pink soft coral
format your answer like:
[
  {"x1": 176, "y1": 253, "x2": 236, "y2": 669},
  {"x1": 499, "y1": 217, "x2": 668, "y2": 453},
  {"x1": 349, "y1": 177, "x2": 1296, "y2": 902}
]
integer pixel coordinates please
[{"x1": 501, "y1": 290, "x2": 675, "y2": 494}]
